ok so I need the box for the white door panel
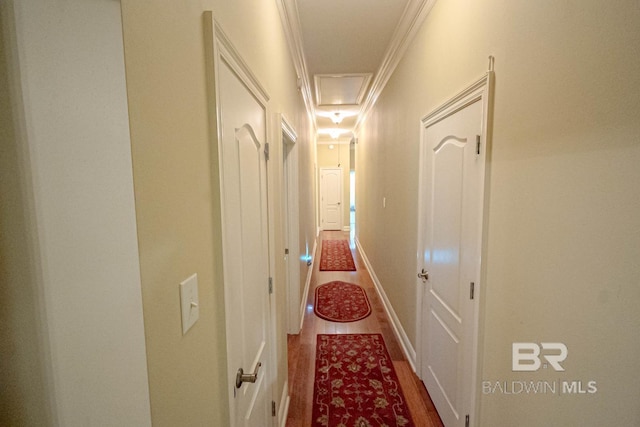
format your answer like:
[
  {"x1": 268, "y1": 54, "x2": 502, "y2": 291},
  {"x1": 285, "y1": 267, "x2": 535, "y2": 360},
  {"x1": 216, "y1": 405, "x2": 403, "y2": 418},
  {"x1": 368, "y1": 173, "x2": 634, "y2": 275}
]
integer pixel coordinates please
[
  {"x1": 219, "y1": 60, "x2": 271, "y2": 427},
  {"x1": 320, "y1": 168, "x2": 343, "y2": 231},
  {"x1": 422, "y1": 100, "x2": 481, "y2": 426},
  {"x1": 207, "y1": 15, "x2": 273, "y2": 427},
  {"x1": 432, "y1": 137, "x2": 465, "y2": 322},
  {"x1": 417, "y1": 73, "x2": 493, "y2": 427}
]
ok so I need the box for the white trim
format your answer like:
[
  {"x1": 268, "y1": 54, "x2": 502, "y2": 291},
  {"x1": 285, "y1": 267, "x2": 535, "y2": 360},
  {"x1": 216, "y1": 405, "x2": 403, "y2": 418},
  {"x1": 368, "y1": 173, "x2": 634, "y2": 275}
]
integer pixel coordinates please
[
  {"x1": 279, "y1": 113, "x2": 302, "y2": 334},
  {"x1": 299, "y1": 237, "x2": 317, "y2": 331},
  {"x1": 314, "y1": 73, "x2": 373, "y2": 106},
  {"x1": 355, "y1": 237, "x2": 417, "y2": 371},
  {"x1": 211, "y1": 21, "x2": 269, "y2": 105},
  {"x1": 274, "y1": 0, "x2": 316, "y2": 127},
  {"x1": 354, "y1": 0, "x2": 438, "y2": 133},
  {"x1": 281, "y1": 115, "x2": 298, "y2": 142},
  {"x1": 277, "y1": 381, "x2": 290, "y2": 427},
  {"x1": 420, "y1": 74, "x2": 490, "y2": 126},
  {"x1": 276, "y1": 0, "x2": 436, "y2": 134}
]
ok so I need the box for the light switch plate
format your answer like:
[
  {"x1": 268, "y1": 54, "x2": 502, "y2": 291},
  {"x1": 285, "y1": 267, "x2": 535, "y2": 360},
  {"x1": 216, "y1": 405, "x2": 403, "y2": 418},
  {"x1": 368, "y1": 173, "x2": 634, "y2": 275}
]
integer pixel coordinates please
[{"x1": 180, "y1": 273, "x2": 199, "y2": 335}]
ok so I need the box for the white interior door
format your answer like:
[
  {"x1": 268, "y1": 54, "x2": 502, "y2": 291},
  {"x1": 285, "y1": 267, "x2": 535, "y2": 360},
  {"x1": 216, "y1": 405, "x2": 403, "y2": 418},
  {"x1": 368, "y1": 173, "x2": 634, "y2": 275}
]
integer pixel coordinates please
[
  {"x1": 207, "y1": 15, "x2": 273, "y2": 427},
  {"x1": 320, "y1": 168, "x2": 343, "y2": 231},
  {"x1": 417, "y1": 75, "x2": 492, "y2": 427}
]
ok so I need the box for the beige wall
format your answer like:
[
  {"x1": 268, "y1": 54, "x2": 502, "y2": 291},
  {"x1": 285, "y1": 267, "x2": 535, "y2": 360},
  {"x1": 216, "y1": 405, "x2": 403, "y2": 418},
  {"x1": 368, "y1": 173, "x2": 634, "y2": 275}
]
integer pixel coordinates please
[
  {"x1": 357, "y1": 0, "x2": 640, "y2": 425},
  {"x1": 121, "y1": 1, "x2": 313, "y2": 425},
  {"x1": 317, "y1": 143, "x2": 351, "y2": 229},
  {"x1": 0, "y1": 4, "x2": 49, "y2": 424},
  {"x1": 1, "y1": 0, "x2": 152, "y2": 425},
  {"x1": 0, "y1": 0, "x2": 314, "y2": 424}
]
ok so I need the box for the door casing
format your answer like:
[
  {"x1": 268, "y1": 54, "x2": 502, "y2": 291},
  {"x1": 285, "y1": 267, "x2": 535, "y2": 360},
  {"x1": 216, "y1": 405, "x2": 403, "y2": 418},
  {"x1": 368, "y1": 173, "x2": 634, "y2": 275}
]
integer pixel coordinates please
[{"x1": 279, "y1": 114, "x2": 302, "y2": 334}]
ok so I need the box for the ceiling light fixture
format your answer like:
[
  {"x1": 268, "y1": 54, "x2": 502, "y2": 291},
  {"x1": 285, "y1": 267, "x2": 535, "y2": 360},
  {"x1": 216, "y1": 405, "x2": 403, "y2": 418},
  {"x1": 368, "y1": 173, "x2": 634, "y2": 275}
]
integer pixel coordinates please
[
  {"x1": 316, "y1": 110, "x2": 357, "y2": 124},
  {"x1": 318, "y1": 128, "x2": 352, "y2": 140}
]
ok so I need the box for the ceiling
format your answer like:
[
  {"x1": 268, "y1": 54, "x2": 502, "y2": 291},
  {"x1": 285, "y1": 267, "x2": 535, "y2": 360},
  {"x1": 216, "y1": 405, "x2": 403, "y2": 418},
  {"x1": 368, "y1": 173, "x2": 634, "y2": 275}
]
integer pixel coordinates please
[{"x1": 277, "y1": 0, "x2": 437, "y2": 143}]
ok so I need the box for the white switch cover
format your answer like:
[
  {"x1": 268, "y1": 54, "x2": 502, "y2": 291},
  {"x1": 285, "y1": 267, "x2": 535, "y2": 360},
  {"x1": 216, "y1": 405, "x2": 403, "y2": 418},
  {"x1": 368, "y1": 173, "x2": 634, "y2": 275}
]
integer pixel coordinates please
[{"x1": 180, "y1": 273, "x2": 199, "y2": 335}]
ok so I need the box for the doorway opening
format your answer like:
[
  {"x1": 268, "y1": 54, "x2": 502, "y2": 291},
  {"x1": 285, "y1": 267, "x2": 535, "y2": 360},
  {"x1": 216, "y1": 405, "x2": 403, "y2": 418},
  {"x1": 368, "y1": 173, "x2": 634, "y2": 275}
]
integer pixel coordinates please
[
  {"x1": 349, "y1": 140, "x2": 356, "y2": 245},
  {"x1": 280, "y1": 115, "x2": 301, "y2": 335},
  {"x1": 349, "y1": 171, "x2": 355, "y2": 243}
]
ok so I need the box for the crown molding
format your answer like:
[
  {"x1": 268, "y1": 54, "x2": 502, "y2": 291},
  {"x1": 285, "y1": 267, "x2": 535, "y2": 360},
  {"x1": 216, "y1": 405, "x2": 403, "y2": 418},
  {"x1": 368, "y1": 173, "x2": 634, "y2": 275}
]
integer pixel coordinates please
[
  {"x1": 354, "y1": 0, "x2": 437, "y2": 133},
  {"x1": 276, "y1": 0, "x2": 437, "y2": 136},
  {"x1": 275, "y1": 0, "x2": 317, "y2": 130}
]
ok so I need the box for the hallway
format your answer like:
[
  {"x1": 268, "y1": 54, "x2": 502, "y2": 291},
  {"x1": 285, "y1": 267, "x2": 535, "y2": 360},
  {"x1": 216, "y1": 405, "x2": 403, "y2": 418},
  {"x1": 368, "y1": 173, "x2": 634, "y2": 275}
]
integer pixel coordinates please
[
  {"x1": 4, "y1": 1, "x2": 639, "y2": 425},
  {"x1": 286, "y1": 231, "x2": 443, "y2": 427}
]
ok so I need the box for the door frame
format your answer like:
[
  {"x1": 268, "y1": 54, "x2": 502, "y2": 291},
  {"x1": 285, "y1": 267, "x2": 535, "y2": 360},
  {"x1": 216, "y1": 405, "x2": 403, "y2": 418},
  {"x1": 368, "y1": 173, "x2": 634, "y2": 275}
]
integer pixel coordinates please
[
  {"x1": 204, "y1": 12, "x2": 276, "y2": 427},
  {"x1": 415, "y1": 71, "x2": 494, "y2": 426},
  {"x1": 278, "y1": 114, "x2": 302, "y2": 334},
  {"x1": 319, "y1": 167, "x2": 344, "y2": 231}
]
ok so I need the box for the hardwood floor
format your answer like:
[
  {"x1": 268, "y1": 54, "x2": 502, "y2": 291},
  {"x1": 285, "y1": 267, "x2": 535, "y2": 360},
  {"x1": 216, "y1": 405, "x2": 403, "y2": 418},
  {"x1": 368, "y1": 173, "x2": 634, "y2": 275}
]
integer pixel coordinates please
[{"x1": 285, "y1": 231, "x2": 444, "y2": 427}]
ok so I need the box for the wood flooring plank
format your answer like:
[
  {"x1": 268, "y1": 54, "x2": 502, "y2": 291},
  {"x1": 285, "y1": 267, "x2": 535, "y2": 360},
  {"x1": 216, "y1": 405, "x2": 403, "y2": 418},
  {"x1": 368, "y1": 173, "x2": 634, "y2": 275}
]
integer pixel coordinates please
[
  {"x1": 394, "y1": 361, "x2": 441, "y2": 427},
  {"x1": 286, "y1": 231, "x2": 443, "y2": 427}
]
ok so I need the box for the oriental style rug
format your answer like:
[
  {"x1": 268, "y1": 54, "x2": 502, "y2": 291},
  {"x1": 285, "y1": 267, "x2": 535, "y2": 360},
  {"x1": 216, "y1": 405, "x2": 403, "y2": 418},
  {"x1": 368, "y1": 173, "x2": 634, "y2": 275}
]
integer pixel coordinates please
[
  {"x1": 319, "y1": 239, "x2": 356, "y2": 271},
  {"x1": 312, "y1": 334, "x2": 415, "y2": 427},
  {"x1": 314, "y1": 281, "x2": 371, "y2": 323}
]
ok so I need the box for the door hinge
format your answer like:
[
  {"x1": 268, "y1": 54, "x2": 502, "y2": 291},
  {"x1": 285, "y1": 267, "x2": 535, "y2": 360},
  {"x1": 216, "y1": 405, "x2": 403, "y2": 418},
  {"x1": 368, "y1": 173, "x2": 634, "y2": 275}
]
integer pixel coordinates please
[
  {"x1": 470, "y1": 282, "x2": 475, "y2": 300},
  {"x1": 272, "y1": 400, "x2": 276, "y2": 417},
  {"x1": 264, "y1": 142, "x2": 270, "y2": 161},
  {"x1": 476, "y1": 135, "x2": 481, "y2": 155},
  {"x1": 268, "y1": 277, "x2": 273, "y2": 294},
  {"x1": 285, "y1": 248, "x2": 289, "y2": 255},
  {"x1": 465, "y1": 414, "x2": 470, "y2": 427}
]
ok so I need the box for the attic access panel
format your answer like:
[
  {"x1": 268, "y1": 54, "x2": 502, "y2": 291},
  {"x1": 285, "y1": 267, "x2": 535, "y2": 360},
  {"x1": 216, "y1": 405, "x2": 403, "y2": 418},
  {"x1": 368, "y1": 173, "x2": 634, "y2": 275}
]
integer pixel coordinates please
[{"x1": 314, "y1": 73, "x2": 372, "y2": 106}]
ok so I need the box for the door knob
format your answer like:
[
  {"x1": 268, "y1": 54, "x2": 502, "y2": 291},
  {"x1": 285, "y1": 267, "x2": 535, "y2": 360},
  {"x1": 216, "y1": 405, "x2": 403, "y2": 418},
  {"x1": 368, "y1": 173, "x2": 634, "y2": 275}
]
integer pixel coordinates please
[
  {"x1": 417, "y1": 269, "x2": 429, "y2": 281},
  {"x1": 236, "y1": 362, "x2": 262, "y2": 388}
]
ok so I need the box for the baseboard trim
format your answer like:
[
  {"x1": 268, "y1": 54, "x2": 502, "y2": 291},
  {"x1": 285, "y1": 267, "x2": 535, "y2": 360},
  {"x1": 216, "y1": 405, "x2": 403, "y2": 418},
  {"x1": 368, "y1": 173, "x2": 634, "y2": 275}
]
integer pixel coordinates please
[
  {"x1": 355, "y1": 237, "x2": 417, "y2": 371},
  {"x1": 342, "y1": 225, "x2": 350, "y2": 232},
  {"x1": 278, "y1": 381, "x2": 290, "y2": 427},
  {"x1": 299, "y1": 237, "x2": 317, "y2": 331}
]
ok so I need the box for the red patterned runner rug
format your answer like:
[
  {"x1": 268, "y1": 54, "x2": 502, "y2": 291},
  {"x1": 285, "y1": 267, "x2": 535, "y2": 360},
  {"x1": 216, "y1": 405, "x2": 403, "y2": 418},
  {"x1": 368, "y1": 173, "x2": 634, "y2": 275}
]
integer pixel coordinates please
[
  {"x1": 313, "y1": 334, "x2": 415, "y2": 427},
  {"x1": 314, "y1": 281, "x2": 371, "y2": 322},
  {"x1": 319, "y1": 240, "x2": 356, "y2": 271}
]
